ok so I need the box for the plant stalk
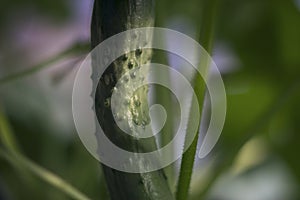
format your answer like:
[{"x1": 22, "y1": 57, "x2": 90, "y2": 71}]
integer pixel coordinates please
[{"x1": 175, "y1": 0, "x2": 219, "y2": 200}]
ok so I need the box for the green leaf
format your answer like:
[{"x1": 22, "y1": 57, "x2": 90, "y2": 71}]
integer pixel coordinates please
[
  {"x1": 0, "y1": 42, "x2": 89, "y2": 85},
  {"x1": 0, "y1": 108, "x2": 91, "y2": 200}
]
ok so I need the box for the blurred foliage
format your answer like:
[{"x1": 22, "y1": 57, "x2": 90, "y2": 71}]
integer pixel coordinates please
[
  {"x1": 0, "y1": 0, "x2": 70, "y2": 28},
  {"x1": 0, "y1": 0, "x2": 300, "y2": 199}
]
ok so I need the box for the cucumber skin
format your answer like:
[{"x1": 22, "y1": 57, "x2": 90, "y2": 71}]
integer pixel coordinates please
[{"x1": 91, "y1": 1, "x2": 174, "y2": 200}]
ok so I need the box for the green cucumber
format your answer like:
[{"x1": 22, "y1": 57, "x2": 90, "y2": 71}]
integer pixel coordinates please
[{"x1": 91, "y1": 1, "x2": 174, "y2": 199}]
